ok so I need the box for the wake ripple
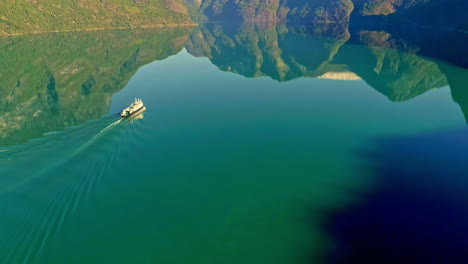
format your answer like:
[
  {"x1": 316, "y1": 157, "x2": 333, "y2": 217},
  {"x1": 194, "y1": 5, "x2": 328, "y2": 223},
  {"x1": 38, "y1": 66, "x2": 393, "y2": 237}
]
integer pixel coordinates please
[{"x1": 0, "y1": 113, "x2": 146, "y2": 263}]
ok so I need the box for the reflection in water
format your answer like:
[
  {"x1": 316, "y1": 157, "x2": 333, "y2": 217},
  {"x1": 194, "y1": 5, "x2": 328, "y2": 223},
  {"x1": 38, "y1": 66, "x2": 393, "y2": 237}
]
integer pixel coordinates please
[
  {"x1": 185, "y1": 23, "x2": 352, "y2": 82},
  {"x1": 0, "y1": 28, "x2": 190, "y2": 147},
  {"x1": 333, "y1": 30, "x2": 447, "y2": 102},
  {"x1": 0, "y1": 22, "x2": 467, "y2": 264},
  {"x1": 185, "y1": 23, "x2": 468, "y2": 116},
  {"x1": 349, "y1": 20, "x2": 468, "y2": 69},
  {"x1": 1, "y1": 23, "x2": 467, "y2": 149}
]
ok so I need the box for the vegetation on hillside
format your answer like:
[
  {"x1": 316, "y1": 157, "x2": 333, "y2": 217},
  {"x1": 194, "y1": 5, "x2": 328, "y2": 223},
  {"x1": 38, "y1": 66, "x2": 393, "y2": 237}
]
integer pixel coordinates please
[{"x1": 0, "y1": 0, "x2": 192, "y2": 35}]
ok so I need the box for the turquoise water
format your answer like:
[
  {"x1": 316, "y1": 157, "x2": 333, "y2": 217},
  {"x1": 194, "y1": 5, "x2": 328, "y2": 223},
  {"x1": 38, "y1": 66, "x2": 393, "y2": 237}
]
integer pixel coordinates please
[{"x1": 0, "y1": 24, "x2": 467, "y2": 263}]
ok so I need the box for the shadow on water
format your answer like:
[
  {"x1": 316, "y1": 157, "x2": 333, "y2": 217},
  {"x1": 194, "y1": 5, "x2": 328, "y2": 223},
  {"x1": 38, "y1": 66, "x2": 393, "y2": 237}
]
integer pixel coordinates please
[
  {"x1": 0, "y1": 112, "x2": 145, "y2": 263},
  {"x1": 322, "y1": 129, "x2": 468, "y2": 264}
]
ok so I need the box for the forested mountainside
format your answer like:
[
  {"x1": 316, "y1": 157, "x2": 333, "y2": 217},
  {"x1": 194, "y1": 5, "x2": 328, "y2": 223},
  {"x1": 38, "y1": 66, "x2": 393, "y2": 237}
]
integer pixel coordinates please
[
  {"x1": 0, "y1": 0, "x2": 192, "y2": 35},
  {"x1": 186, "y1": 0, "x2": 467, "y2": 29}
]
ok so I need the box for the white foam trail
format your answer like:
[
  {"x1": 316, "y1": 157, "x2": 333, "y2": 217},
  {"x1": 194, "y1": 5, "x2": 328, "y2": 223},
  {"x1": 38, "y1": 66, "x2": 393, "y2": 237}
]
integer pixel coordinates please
[{"x1": 72, "y1": 117, "x2": 122, "y2": 154}]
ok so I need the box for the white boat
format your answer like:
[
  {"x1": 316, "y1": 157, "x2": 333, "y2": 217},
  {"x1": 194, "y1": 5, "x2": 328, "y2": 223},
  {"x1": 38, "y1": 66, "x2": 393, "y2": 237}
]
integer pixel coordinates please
[{"x1": 121, "y1": 98, "x2": 146, "y2": 118}]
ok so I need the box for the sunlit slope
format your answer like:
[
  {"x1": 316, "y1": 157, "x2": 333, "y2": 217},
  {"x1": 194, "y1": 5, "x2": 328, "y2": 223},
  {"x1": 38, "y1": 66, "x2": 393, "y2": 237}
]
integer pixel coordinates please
[{"x1": 0, "y1": 0, "x2": 192, "y2": 35}]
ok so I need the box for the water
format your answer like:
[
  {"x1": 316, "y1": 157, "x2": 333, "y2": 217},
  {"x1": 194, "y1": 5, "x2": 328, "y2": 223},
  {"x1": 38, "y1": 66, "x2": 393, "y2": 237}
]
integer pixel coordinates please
[{"x1": 0, "y1": 23, "x2": 467, "y2": 263}]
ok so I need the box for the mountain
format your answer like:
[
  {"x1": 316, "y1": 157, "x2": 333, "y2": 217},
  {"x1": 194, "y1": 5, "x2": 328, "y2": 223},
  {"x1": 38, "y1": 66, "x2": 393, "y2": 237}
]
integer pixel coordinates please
[
  {"x1": 0, "y1": 0, "x2": 192, "y2": 35},
  {"x1": 187, "y1": 0, "x2": 467, "y2": 30},
  {"x1": 186, "y1": 0, "x2": 354, "y2": 23},
  {"x1": 0, "y1": 28, "x2": 190, "y2": 146}
]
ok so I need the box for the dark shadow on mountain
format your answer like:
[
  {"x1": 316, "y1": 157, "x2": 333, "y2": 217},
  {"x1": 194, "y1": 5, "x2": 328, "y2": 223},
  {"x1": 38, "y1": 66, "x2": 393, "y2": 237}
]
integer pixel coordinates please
[
  {"x1": 0, "y1": 28, "x2": 191, "y2": 147},
  {"x1": 323, "y1": 129, "x2": 468, "y2": 264}
]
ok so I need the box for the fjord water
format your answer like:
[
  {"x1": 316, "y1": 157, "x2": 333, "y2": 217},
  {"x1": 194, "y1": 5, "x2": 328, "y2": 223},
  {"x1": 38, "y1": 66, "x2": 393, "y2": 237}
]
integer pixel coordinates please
[{"x1": 0, "y1": 24, "x2": 467, "y2": 263}]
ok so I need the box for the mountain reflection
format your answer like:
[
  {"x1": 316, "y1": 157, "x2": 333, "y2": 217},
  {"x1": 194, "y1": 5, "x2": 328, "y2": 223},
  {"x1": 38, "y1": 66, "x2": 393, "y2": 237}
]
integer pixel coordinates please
[
  {"x1": 186, "y1": 22, "x2": 468, "y2": 118},
  {"x1": 0, "y1": 23, "x2": 467, "y2": 147},
  {"x1": 0, "y1": 28, "x2": 190, "y2": 147},
  {"x1": 185, "y1": 23, "x2": 353, "y2": 82}
]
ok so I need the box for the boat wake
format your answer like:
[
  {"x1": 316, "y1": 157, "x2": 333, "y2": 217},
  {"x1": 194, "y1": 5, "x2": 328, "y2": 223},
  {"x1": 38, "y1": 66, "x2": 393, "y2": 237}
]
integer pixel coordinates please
[{"x1": 0, "y1": 112, "x2": 145, "y2": 263}]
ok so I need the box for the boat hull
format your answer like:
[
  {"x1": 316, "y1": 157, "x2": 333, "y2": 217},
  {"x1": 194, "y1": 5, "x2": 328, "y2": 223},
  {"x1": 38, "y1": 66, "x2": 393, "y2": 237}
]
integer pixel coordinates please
[{"x1": 123, "y1": 106, "x2": 146, "y2": 118}]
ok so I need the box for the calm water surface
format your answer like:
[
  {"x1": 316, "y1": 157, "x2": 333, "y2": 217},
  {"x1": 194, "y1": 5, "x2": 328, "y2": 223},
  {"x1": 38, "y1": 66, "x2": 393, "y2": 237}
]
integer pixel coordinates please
[{"x1": 0, "y1": 24, "x2": 467, "y2": 263}]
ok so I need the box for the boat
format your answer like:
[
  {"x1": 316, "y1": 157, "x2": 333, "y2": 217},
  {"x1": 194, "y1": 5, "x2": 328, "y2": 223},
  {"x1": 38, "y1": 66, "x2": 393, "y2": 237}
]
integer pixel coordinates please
[{"x1": 121, "y1": 98, "x2": 146, "y2": 118}]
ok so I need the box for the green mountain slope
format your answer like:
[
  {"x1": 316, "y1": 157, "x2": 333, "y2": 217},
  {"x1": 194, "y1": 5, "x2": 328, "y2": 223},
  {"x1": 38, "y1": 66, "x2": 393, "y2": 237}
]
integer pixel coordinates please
[{"x1": 0, "y1": 0, "x2": 192, "y2": 35}]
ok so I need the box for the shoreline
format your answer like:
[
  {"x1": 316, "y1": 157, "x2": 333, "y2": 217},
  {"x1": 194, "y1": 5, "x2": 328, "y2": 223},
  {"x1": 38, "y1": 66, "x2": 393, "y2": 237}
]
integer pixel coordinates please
[{"x1": 0, "y1": 23, "x2": 198, "y2": 37}]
